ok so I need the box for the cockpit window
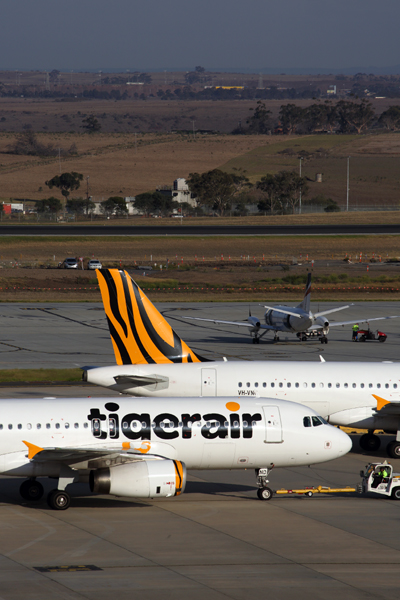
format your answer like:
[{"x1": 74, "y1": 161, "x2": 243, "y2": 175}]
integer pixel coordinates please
[
  {"x1": 303, "y1": 416, "x2": 312, "y2": 427},
  {"x1": 312, "y1": 416, "x2": 324, "y2": 426}
]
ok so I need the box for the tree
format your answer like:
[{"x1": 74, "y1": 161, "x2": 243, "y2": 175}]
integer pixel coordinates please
[
  {"x1": 246, "y1": 101, "x2": 272, "y2": 134},
  {"x1": 81, "y1": 114, "x2": 101, "y2": 133},
  {"x1": 378, "y1": 106, "x2": 400, "y2": 131},
  {"x1": 100, "y1": 196, "x2": 128, "y2": 217},
  {"x1": 45, "y1": 172, "x2": 83, "y2": 202},
  {"x1": 257, "y1": 171, "x2": 308, "y2": 214},
  {"x1": 279, "y1": 104, "x2": 306, "y2": 134},
  {"x1": 187, "y1": 169, "x2": 235, "y2": 216},
  {"x1": 134, "y1": 192, "x2": 178, "y2": 216},
  {"x1": 66, "y1": 197, "x2": 95, "y2": 216},
  {"x1": 35, "y1": 197, "x2": 62, "y2": 214},
  {"x1": 336, "y1": 99, "x2": 375, "y2": 133}
]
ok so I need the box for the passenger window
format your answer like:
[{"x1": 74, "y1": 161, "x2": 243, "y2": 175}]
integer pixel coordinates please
[
  {"x1": 287, "y1": 382, "x2": 291, "y2": 388},
  {"x1": 385, "y1": 384, "x2": 389, "y2": 389},
  {"x1": 336, "y1": 383, "x2": 340, "y2": 388},
  {"x1": 255, "y1": 382, "x2": 258, "y2": 388},
  {"x1": 271, "y1": 382, "x2": 275, "y2": 388},
  {"x1": 55, "y1": 423, "x2": 60, "y2": 429},
  {"x1": 263, "y1": 382, "x2": 266, "y2": 388},
  {"x1": 394, "y1": 383, "x2": 398, "y2": 389},
  {"x1": 65, "y1": 423, "x2": 70, "y2": 429},
  {"x1": 361, "y1": 383, "x2": 365, "y2": 388},
  {"x1": 224, "y1": 421, "x2": 229, "y2": 427},
  {"x1": 369, "y1": 383, "x2": 373, "y2": 388},
  {"x1": 377, "y1": 383, "x2": 381, "y2": 389},
  {"x1": 8, "y1": 424, "x2": 12, "y2": 430},
  {"x1": 18, "y1": 424, "x2": 22, "y2": 430},
  {"x1": 238, "y1": 382, "x2": 242, "y2": 388},
  {"x1": 312, "y1": 416, "x2": 323, "y2": 427},
  {"x1": 295, "y1": 382, "x2": 299, "y2": 388},
  {"x1": 352, "y1": 383, "x2": 356, "y2": 388},
  {"x1": 311, "y1": 383, "x2": 315, "y2": 388},
  {"x1": 246, "y1": 382, "x2": 250, "y2": 388},
  {"x1": 344, "y1": 383, "x2": 348, "y2": 388},
  {"x1": 303, "y1": 416, "x2": 312, "y2": 427},
  {"x1": 303, "y1": 383, "x2": 307, "y2": 388},
  {"x1": 46, "y1": 423, "x2": 51, "y2": 429},
  {"x1": 74, "y1": 423, "x2": 79, "y2": 429},
  {"x1": 84, "y1": 423, "x2": 88, "y2": 428},
  {"x1": 233, "y1": 421, "x2": 239, "y2": 428},
  {"x1": 0, "y1": 424, "x2": 2, "y2": 430},
  {"x1": 319, "y1": 383, "x2": 324, "y2": 388},
  {"x1": 27, "y1": 423, "x2": 32, "y2": 430},
  {"x1": 328, "y1": 383, "x2": 332, "y2": 388},
  {"x1": 279, "y1": 382, "x2": 283, "y2": 388},
  {"x1": 37, "y1": 423, "x2": 41, "y2": 429}
]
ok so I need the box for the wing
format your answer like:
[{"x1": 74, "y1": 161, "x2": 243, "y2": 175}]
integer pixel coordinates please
[
  {"x1": 314, "y1": 305, "x2": 352, "y2": 318},
  {"x1": 261, "y1": 305, "x2": 302, "y2": 318},
  {"x1": 23, "y1": 440, "x2": 169, "y2": 470},
  {"x1": 329, "y1": 315, "x2": 400, "y2": 328},
  {"x1": 182, "y1": 316, "x2": 276, "y2": 330}
]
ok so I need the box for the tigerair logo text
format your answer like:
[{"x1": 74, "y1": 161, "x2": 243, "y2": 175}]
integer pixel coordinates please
[{"x1": 87, "y1": 401, "x2": 262, "y2": 441}]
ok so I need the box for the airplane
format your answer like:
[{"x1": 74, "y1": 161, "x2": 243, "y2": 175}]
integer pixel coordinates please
[
  {"x1": 181, "y1": 273, "x2": 400, "y2": 344},
  {"x1": 83, "y1": 269, "x2": 400, "y2": 459},
  {"x1": 0, "y1": 396, "x2": 351, "y2": 509}
]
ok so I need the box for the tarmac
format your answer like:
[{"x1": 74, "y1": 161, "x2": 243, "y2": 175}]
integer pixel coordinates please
[{"x1": 1, "y1": 301, "x2": 400, "y2": 599}]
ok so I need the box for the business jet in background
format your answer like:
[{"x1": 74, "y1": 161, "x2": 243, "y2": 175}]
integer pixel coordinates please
[
  {"x1": 83, "y1": 269, "x2": 400, "y2": 458},
  {"x1": 0, "y1": 396, "x2": 351, "y2": 509},
  {"x1": 182, "y1": 273, "x2": 399, "y2": 344}
]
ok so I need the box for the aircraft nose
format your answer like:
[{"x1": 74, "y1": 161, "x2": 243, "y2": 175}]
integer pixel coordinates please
[{"x1": 332, "y1": 426, "x2": 352, "y2": 456}]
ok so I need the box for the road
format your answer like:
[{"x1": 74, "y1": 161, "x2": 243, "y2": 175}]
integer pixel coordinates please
[{"x1": 1, "y1": 223, "x2": 400, "y2": 235}]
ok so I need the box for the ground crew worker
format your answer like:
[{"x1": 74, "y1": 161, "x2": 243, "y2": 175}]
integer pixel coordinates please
[
  {"x1": 352, "y1": 323, "x2": 359, "y2": 341},
  {"x1": 372, "y1": 466, "x2": 389, "y2": 488}
]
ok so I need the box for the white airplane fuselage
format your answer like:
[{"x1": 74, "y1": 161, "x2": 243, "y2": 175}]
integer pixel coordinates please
[
  {"x1": 0, "y1": 397, "x2": 350, "y2": 478},
  {"x1": 85, "y1": 361, "x2": 400, "y2": 432}
]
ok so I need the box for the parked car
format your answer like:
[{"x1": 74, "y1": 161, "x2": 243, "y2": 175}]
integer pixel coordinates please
[
  {"x1": 62, "y1": 257, "x2": 78, "y2": 269},
  {"x1": 87, "y1": 259, "x2": 102, "y2": 270}
]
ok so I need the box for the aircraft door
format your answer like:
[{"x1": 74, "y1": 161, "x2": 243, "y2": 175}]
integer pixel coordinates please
[
  {"x1": 201, "y1": 369, "x2": 217, "y2": 396},
  {"x1": 263, "y1": 406, "x2": 283, "y2": 443}
]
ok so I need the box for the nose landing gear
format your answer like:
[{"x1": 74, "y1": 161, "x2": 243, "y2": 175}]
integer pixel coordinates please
[{"x1": 255, "y1": 467, "x2": 274, "y2": 501}]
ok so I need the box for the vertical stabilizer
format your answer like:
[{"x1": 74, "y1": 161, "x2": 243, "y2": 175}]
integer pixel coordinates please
[
  {"x1": 297, "y1": 273, "x2": 312, "y2": 312},
  {"x1": 97, "y1": 269, "x2": 207, "y2": 365}
]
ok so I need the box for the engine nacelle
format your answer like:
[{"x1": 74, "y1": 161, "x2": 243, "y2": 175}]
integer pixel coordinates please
[{"x1": 90, "y1": 459, "x2": 186, "y2": 499}]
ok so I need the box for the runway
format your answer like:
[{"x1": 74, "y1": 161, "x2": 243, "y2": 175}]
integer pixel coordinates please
[
  {"x1": 1, "y1": 301, "x2": 400, "y2": 599},
  {"x1": 0, "y1": 223, "x2": 400, "y2": 236}
]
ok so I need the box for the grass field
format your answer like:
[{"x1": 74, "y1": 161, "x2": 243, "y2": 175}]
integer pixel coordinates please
[{"x1": 1, "y1": 127, "x2": 400, "y2": 208}]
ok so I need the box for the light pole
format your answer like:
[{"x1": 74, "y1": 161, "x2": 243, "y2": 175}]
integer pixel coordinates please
[
  {"x1": 346, "y1": 156, "x2": 350, "y2": 212},
  {"x1": 299, "y1": 157, "x2": 303, "y2": 214}
]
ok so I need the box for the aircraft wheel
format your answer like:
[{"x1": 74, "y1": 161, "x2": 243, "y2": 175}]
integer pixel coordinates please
[
  {"x1": 387, "y1": 441, "x2": 400, "y2": 459},
  {"x1": 301, "y1": 336, "x2": 307, "y2": 341},
  {"x1": 359, "y1": 433, "x2": 381, "y2": 452},
  {"x1": 257, "y1": 487, "x2": 273, "y2": 501},
  {"x1": 359, "y1": 336, "x2": 366, "y2": 342},
  {"x1": 252, "y1": 338, "x2": 256, "y2": 344},
  {"x1": 20, "y1": 479, "x2": 44, "y2": 501},
  {"x1": 391, "y1": 487, "x2": 400, "y2": 500},
  {"x1": 305, "y1": 491, "x2": 313, "y2": 497},
  {"x1": 47, "y1": 489, "x2": 71, "y2": 510},
  {"x1": 379, "y1": 336, "x2": 386, "y2": 343}
]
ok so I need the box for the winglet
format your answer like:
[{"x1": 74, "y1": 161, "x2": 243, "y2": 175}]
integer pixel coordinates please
[
  {"x1": 372, "y1": 395, "x2": 391, "y2": 411},
  {"x1": 23, "y1": 440, "x2": 44, "y2": 459}
]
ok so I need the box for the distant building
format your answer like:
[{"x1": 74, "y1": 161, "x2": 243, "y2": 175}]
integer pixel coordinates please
[{"x1": 156, "y1": 179, "x2": 197, "y2": 208}]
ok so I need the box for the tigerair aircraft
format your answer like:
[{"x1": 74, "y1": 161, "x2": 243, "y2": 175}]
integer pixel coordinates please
[
  {"x1": 83, "y1": 269, "x2": 400, "y2": 459},
  {"x1": 0, "y1": 396, "x2": 351, "y2": 509}
]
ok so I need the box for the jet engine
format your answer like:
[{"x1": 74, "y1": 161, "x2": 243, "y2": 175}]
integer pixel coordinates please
[
  {"x1": 314, "y1": 316, "x2": 330, "y2": 335},
  {"x1": 90, "y1": 459, "x2": 186, "y2": 498}
]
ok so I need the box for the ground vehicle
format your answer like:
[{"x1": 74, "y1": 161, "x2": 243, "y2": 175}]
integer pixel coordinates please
[
  {"x1": 357, "y1": 327, "x2": 387, "y2": 342},
  {"x1": 62, "y1": 257, "x2": 78, "y2": 269},
  {"x1": 87, "y1": 259, "x2": 102, "y2": 270},
  {"x1": 358, "y1": 462, "x2": 400, "y2": 499}
]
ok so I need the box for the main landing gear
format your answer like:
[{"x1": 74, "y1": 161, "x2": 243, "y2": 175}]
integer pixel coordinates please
[
  {"x1": 359, "y1": 431, "x2": 400, "y2": 459},
  {"x1": 19, "y1": 467, "x2": 77, "y2": 510},
  {"x1": 255, "y1": 467, "x2": 274, "y2": 501}
]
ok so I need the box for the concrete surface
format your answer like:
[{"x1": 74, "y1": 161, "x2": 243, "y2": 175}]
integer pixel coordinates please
[{"x1": 1, "y1": 301, "x2": 400, "y2": 599}]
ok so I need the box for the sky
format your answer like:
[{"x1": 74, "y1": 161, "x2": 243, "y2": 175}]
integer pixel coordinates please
[{"x1": 1, "y1": 0, "x2": 400, "y2": 73}]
